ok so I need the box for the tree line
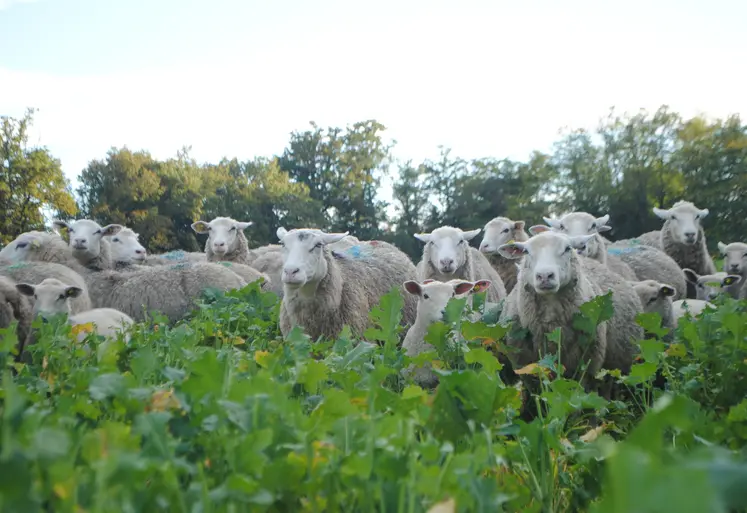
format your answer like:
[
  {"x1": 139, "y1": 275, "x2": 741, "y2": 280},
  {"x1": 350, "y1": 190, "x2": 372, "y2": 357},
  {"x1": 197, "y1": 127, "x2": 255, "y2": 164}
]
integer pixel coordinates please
[{"x1": 2, "y1": 106, "x2": 746, "y2": 261}]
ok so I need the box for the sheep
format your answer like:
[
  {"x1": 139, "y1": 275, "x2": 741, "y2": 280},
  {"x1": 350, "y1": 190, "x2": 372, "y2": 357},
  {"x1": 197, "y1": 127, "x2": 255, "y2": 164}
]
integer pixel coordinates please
[
  {"x1": 717, "y1": 241, "x2": 747, "y2": 298},
  {"x1": 532, "y1": 212, "x2": 637, "y2": 281},
  {"x1": 0, "y1": 230, "x2": 73, "y2": 267},
  {"x1": 52, "y1": 219, "x2": 123, "y2": 271},
  {"x1": 191, "y1": 217, "x2": 254, "y2": 264},
  {"x1": 0, "y1": 276, "x2": 33, "y2": 358},
  {"x1": 414, "y1": 226, "x2": 507, "y2": 303},
  {"x1": 16, "y1": 278, "x2": 134, "y2": 343},
  {"x1": 109, "y1": 228, "x2": 149, "y2": 271},
  {"x1": 626, "y1": 201, "x2": 716, "y2": 298},
  {"x1": 276, "y1": 227, "x2": 418, "y2": 341},
  {"x1": 478, "y1": 217, "x2": 528, "y2": 294},
  {"x1": 631, "y1": 280, "x2": 677, "y2": 329},
  {"x1": 211, "y1": 261, "x2": 273, "y2": 292},
  {"x1": 143, "y1": 250, "x2": 207, "y2": 267},
  {"x1": 0, "y1": 261, "x2": 92, "y2": 314},
  {"x1": 682, "y1": 269, "x2": 741, "y2": 302},
  {"x1": 671, "y1": 299, "x2": 714, "y2": 328},
  {"x1": 605, "y1": 242, "x2": 688, "y2": 300},
  {"x1": 401, "y1": 279, "x2": 492, "y2": 388}
]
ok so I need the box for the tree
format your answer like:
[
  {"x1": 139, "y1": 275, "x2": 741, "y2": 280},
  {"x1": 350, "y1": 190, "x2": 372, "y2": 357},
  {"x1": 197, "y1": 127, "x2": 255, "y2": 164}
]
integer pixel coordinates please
[
  {"x1": 390, "y1": 161, "x2": 429, "y2": 260},
  {"x1": 0, "y1": 109, "x2": 77, "y2": 244}
]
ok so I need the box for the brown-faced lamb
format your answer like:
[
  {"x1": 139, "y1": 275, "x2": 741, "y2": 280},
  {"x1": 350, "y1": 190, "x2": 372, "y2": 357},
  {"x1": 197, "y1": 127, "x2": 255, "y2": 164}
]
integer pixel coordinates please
[
  {"x1": 414, "y1": 226, "x2": 507, "y2": 303},
  {"x1": 276, "y1": 228, "x2": 418, "y2": 341},
  {"x1": 478, "y1": 217, "x2": 528, "y2": 294}
]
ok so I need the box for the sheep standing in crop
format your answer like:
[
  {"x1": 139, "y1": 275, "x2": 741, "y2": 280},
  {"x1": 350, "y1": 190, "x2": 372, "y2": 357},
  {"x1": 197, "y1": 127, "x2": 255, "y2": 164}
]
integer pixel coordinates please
[
  {"x1": 277, "y1": 228, "x2": 418, "y2": 341},
  {"x1": 670, "y1": 299, "x2": 714, "y2": 327},
  {"x1": 631, "y1": 280, "x2": 677, "y2": 329},
  {"x1": 52, "y1": 219, "x2": 123, "y2": 271},
  {"x1": 624, "y1": 201, "x2": 716, "y2": 298},
  {"x1": 0, "y1": 276, "x2": 32, "y2": 358},
  {"x1": 191, "y1": 217, "x2": 254, "y2": 264},
  {"x1": 0, "y1": 261, "x2": 92, "y2": 314},
  {"x1": 605, "y1": 242, "x2": 688, "y2": 300},
  {"x1": 479, "y1": 217, "x2": 528, "y2": 294},
  {"x1": 401, "y1": 279, "x2": 492, "y2": 387},
  {"x1": 717, "y1": 241, "x2": 747, "y2": 298},
  {"x1": 533, "y1": 212, "x2": 637, "y2": 281},
  {"x1": 16, "y1": 278, "x2": 134, "y2": 343},
  {"x1": 682, "y1": 269, "x2": 741, "y2": 302},
  {"x1": 415, "y1": 226, "x2": 507, "y2": 303}
]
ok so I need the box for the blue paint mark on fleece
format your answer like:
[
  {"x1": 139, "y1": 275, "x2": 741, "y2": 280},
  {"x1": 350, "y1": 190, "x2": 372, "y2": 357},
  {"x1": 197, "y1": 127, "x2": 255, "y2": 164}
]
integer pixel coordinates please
[
  {"x1": 607, "y1": 245, "x2": 647, "y2": 256},
  {"x1": 163, "y1": 250, "x2": 187, "y2": 261},
  {"x1": 332, "y1": 244, "x2": 374, "y2": 260}
]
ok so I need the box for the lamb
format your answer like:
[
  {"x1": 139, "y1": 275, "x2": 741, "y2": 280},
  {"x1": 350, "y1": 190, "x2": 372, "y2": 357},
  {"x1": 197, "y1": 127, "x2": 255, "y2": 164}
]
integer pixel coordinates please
[
  {"x1": 191, "y1": 217, "x2": 254, "y2": 264},
  {"x1": 625, "y1": 201, "x2": 716, "y2": 298},
  {"x1": 0, "y1": 276, "x2": 33, "y2": 359},
  {"x1": 671, "y1": 299, "x2": 714, "y2": 328},
  {"x1": 414, "y1": 226, "x2": 507, "y2": 303},
  {"x1": 682, "y1": 269, "x2": 741, "y2": 302},
  {"x1": 401, "y1": 279, "x2": 492, "y2": 388},
  {"x1": 605, "y1": 242, "x2": 688, "y2": 300},
  {"x1": 0, "y1": 261, "x2": 92, "y2": 314},
  {"x1": 631, "y1": 280, "x2": 677, "y2": 329},
  {"x1": 276, "y1": 227, "x2": 418, "y2": 341},
  {"x1": 478, "y1": 217, "x2": 529, "y2": 294},
  {"x1": 16, "y1": 278, "x2": 134, "y2": 343},
  {"x1": 717, "y1": 241, "x2": 747, "y2": 298},
  {"x1": 533, "y1": 212, "x2": 637, "y2": 281},
  {"x1": 52, "y1": 219, "x2": 124, "y2": 271}
]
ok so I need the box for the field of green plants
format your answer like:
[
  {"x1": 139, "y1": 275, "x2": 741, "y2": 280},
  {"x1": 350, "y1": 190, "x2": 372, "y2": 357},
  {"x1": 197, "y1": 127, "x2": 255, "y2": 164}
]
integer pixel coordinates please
[{"x1": 1, "y1": 281, "x2": 747, "y2": 513}]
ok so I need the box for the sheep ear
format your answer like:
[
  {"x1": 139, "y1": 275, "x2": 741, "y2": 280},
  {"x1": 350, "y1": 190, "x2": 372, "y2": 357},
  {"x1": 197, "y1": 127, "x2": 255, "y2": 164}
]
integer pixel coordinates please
[
  {"x1": 683, "y1": 268, "x2": 699, "y2": 284},
  {"x1": 101, "y1": 224, "x2": 123, "y2": 237},
  {"x1": 462, "y1": 228, "x2": 481, "y2": 241},
  {"x1": 723, "y1": 275, "x2": 742, "y2": 286},
  {"x1": 498, "y1": 242, "x2": 527, "y2": 259},
  {"x1": 717, "y1": 241, "x2": 728, "y2": 254},
  {"x1": 652, "y1": 207, "x2": 670, "y2": 220},
  {"x1": 52, "y1": 220, "x2": 70, "y2": 233},
  {"x1": 569, "y1": 234, "x2": 595, "y2": 249},
  {"x1": 543, "y1": 217, "x2": 562, "y2": 229},
  {"x1": 65, "y1": 286, "x2": 83, "y2": 298},
  {"x1": 471, "y1": 280, "x2": 492, "y2": 294},
  {"x1": 403, "y1": 281, "x2": 422, "y2": 296},
  {"x1": 699, "y1": 208, "x2": 710, "y2": 219},
  {"x1": 322, "y1": 232, "x2": 348, "y2": 245},
  {"x1": 513, "y1": 220, "x2": 525, "y2": 231},
  {"x1": 597, "y1": 225, "x2": 612, "y2": 233},
  {"x1": 15, "y1": 283, "x2": 35, "y2": 296},
  {"x1": 659, "y1": 284, "x2": 676, "y2": 297},
  {"x1": 236, "y1": 221, "x2": 253, "y2": 230},
  {"x1": 596, "y1": 214, "x2": 610, "y2": 226},
  {"x1": 413, "y1": 233, "x2": 432, "y2": 243},
  {"x1": 453, "y1": 281, "x2": 476, "y2": 295},
  {"x1": 192, "y1": 221, "x2": 210, "y2": 234},
  {"x1": 276, "y1": 227, "x2": 288, "y2": 240},
  {"x1": 529, "y1": 225, "x2": 551, "y2": 235}
]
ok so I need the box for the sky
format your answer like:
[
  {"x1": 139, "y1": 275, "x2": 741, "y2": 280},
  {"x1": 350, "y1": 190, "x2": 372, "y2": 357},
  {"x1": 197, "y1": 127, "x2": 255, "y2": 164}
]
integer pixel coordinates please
[{"x1": 2, "y1": 0, "x2": 747, "y2": 209}]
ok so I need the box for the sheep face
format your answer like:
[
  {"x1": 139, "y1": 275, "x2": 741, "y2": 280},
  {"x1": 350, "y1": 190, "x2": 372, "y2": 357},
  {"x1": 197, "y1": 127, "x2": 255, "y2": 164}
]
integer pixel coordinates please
[
  {"x1": 414, "y1": 226, "x2": 481, "y2": 274},
  {"x1": 0, "y1": 231, "x2": 46, "y2": 263},
  {"x1": 192, "y1": 217, "x2": 252, "y2": 257},
  {"x1": 16, "y1": 278, "x2": 82, "y2": 318},
  {"x1": 403, "y1": 279, "x2": 491, "y2": 325},
  {"x1": 276, "y1": 227, "x2": 348, "y2": 289},
  {"x1": 683, "y1": 269, "x2": 741, "y2": 301},
  {"x1": 718, "y1": 242, "x2": 747, "y2": 276},
  {"x1": 653, "y1": 201, "x2": 709, "y2": 246},
  {"x1": 53, "y1": 219, "x2": 122, "y2": 261},
  {"x1": 110, "y1": 228, "x2": 146, "y2": 263},
  {"x1": 479, "y1": 218, "x2": 526, "y2": 254},
  {"x1": 540, "y1": 212, "x2": 611, "y2": 258},
  {"x1": 632, "y1": 279, "x2": 675, "y2": 320},
  {"x1": 498, "y1": 232, "x2": 595, "y2": 295}
]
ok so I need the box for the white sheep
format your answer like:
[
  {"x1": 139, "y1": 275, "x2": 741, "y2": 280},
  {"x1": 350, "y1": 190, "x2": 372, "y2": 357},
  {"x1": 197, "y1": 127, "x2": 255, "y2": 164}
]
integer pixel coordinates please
[
  {"x1": 16, "y1": 278, "x2": 134, "y2": 343},
  {"x1": 414, "y1": 226, "x2": 507, "y2": 303},
  {"x1": 277, "y1": 228, "x2": 418, "y2": 341},
  {"x1": 631, "y1": 279, "x2": 677, "y2": 329},
  {"x1": 52, "y1": 219, "x2": 123, "y2": 271},
  {"x1": 682, "y1": 269, "x2": 741, "y2": 302},
  {"x1": 670, "y1": 299, "x2": 714, "y2": 328},
  {"x1": 401, "y1": 279, "x2": 492, "y2": 387},
  {"x1": 109, "y1": 228, "x2": 148, "y2": 270},
  {"x1": 0, "y1": 261, "x2": 92, "y2": 314},
  {"x1": 478, "y1": 217, "x2": 528, "y2": 294},
  {"x1": 717, "y1": 241, "x2": 747, "y2": 298},
  {"x1": 191, "y1": 217, "x2": 254, "y2": 264}
]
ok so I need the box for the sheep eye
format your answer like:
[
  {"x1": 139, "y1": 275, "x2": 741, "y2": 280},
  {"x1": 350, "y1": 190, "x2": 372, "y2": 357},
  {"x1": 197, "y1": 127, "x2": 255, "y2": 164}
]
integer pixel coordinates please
[
  {"x1": 230, "y1": 226, "x2": 237, "y2": 231},
  {"x1": 502, "y1": 228, "x2": 509, "y2": 233},
  {"x1": 670, "y1": 215, "x2": 677, "y2": 221},
  {"x1": 113, "y1": 238, "x2": 120, "y2": 243},
  {"x1": 590, "y1": 223, "x2": 596, "y2": 230},
  {"x1": 423, "y1": 293, "x2": 429, "y2": 299},
  {"x1": 742, "y1": 253, "x2": 747, "y2": 258},
  {"x1": 58, "y1": 294, "x2": 65, "y2": 301},
  {"x1": 68, "y1": 228, "x2": 74, "y2": 233},
  {"x1": 16, "y1": 242, "x2": 28, "y2": 249},
  {"x1": 94, "y1": 230, "x2": 102, "y2": 235},
  {"x1": 310, "y1": 242, "x2": 323, "y2": 252},
  {"x1": 564, "y1": 246, "x2": 572, "y2": 253},
  {"x1": 694, "y1": 214, "x2": 700, "y2": 220}
]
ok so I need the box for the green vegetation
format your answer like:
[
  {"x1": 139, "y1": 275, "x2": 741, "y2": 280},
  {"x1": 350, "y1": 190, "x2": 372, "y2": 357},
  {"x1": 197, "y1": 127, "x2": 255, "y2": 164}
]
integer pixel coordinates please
[{"x1": 2, "y1": 282, "x2": 746, "y2": 512}]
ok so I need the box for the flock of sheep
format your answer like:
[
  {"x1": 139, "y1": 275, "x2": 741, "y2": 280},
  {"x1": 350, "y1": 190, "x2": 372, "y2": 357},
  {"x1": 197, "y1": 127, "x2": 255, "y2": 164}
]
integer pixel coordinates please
[{"x1": 0, "y1": 200, "x2": 744, "y2": 406}]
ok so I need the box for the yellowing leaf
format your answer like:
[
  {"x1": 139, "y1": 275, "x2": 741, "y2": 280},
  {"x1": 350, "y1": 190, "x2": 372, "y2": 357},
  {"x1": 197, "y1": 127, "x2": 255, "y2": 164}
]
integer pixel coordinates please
[
  {"x1": 231, "y1": 336, "x2": 246, "y2": 346},
  {"x1": 427, "y1": 498, "x2": 456, "y2": 513},
  {"x1": 71, "y1": 322, "x2": 95, "y2": 337},
  {"x1": 254, "y1": 350, "x2": 270, "y2": 368},
  {"x1": 515, "y1": 363, "x2": 538, "y2": 375},
  {"x1": 665, "y1": 343, "x2": 686, "y2": 357},
  {"x1": 150, "y1": 388, "x2": 181, "y2": 412},
  {"x1": 53, "y1": 482, "x2": 70, "y2": 500},
  {"x1": 579, "y1": 424, "x2": 606, "y2": 443}
]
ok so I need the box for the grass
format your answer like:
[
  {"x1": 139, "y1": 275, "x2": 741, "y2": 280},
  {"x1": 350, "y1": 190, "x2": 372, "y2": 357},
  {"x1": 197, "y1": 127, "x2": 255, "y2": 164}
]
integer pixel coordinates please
[{"x1": 1, "y1": 281, "x2": 747, "y2": 513}]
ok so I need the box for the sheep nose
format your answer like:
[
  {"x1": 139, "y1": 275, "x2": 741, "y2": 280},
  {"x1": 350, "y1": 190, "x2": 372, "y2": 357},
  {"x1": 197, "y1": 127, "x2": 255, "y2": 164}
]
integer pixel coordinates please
[
  {"x1": 74, "y1": 238, "x2": 86, "y2": 245},
  {"x1": 284, "y1": 268, "x2": 300, "y2": 277},
  {"x1": 440, "y1": 258, "x2": 454, "y2": 267},
  {"x1": 729, "y1": 264, "x2": 740, "y2": 272},
  {"x1": 480, "y1": 243, "x2": 490, "y2": 252},
  {"x1": 135, "y1": 249, "x2": 145, "y2": 255},
  {"x1": 684, "y1": 232, "x2": 696, "y2": 241},
  {"x1": 214, "y1": 242, "x2": 226, "y2": 248},
  {"x1": 536, "y1": 271, "x2": 555, "y2": 282}
]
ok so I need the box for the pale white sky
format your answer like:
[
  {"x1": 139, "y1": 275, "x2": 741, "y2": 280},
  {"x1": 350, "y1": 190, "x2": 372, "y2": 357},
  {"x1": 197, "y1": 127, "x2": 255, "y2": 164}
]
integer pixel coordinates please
[{"x1": 2, "y1": 0, "x2": 746, "y2": 209}]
